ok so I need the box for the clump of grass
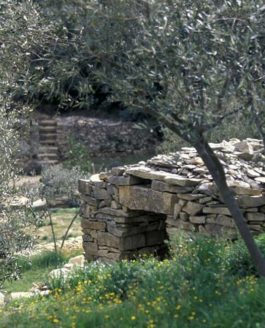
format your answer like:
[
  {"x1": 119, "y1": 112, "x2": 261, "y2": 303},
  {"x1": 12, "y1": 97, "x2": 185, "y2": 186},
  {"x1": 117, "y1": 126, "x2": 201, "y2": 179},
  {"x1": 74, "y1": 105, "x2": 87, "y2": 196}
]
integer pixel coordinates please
[
  {"x1": 17, "y1": 251, "x2": 66, "y2": 273},
  {"x1": 3, "y1": 251, "x2": 68, "y2": 293}
]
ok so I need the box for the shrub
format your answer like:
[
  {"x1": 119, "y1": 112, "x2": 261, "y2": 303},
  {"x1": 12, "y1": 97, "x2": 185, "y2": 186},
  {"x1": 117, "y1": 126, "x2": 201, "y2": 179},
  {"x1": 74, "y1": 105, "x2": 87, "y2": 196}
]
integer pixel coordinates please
[
  {"x1": 40, "y1": 164, "x2": 89, "y2": 206},
  {"x1": 0, "y1": 105, "x2": 41, "y2": 287},
  {"x1": 63, "y1": 136, "x2": 92, "y2": 173},
  {"x1": 16, "y1": 251, "x2": 66, "y2": 273},
  {"x1": 225, "y1": 233, "x2": 265, "y2": 277}
]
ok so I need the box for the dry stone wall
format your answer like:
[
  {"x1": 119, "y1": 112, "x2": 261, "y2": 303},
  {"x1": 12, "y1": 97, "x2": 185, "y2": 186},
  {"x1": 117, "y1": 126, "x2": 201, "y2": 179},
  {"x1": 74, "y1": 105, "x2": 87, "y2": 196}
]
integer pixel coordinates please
[
  {"x1": 19, "y1": 113, "x2": 160, "y2": 171},
  {"x1": 56, "y1": 115, "x2": 159, "y2": 158},
  {"x1": 79, "y1": 138, "x2": 265, "y2": 262}
]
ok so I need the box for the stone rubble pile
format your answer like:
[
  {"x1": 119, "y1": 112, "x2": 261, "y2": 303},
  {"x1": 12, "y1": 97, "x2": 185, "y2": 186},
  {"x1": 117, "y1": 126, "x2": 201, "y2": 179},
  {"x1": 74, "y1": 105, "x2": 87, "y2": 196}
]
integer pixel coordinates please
[{"x1": 79, "y1": 139, "x2": 265, "y2": 262}]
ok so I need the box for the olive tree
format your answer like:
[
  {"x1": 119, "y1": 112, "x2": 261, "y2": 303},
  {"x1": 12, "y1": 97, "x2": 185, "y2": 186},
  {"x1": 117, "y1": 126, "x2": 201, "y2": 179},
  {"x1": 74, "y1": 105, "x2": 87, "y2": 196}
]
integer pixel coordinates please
[
  {"x1": 0, "y1": 0, "x2": 57, "y2": 108},
  {"x1": 0, "y1": 0, "x2": 45, "y2": 287},
  {"x1": 91, "y1": 0, "x2": 265, "y2": 275},
  {"x1": 0, "y1": 101, "x2": 41, "y2": 287}
]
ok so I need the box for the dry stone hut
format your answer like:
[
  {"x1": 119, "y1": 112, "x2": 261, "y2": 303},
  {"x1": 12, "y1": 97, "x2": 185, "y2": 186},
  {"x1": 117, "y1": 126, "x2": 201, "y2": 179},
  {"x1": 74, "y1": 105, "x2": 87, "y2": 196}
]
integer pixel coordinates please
[{"x1": 79, "y1": 139, "x2": 265, "y2": 262}]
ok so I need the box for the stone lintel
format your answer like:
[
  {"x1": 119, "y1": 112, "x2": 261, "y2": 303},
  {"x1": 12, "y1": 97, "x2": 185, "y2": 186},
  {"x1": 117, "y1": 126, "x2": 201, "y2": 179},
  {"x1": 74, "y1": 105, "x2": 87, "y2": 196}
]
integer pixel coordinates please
[{"x1": 119, "y1": 185, "x2": 178, "y2": 215}]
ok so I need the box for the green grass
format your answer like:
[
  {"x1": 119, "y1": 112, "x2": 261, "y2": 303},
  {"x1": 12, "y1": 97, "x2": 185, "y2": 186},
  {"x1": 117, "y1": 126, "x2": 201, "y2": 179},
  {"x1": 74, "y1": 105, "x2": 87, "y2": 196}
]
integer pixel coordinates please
[
  {"x1": 1, "y1": 235, "x2": 265, "y2": 327},
  {"x1": 3, "y1": 251, "x2": 70, "y2": 293},
  {"x1": 36, "y1": 208, "x2": 82, "y2": 245}
]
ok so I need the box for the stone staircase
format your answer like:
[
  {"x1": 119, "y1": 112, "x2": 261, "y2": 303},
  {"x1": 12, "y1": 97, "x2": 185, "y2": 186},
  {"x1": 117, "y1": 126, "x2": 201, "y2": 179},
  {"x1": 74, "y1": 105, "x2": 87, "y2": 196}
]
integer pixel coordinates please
[{"x1": 38, "y1": 118, "x2": 59, "y2": 166}]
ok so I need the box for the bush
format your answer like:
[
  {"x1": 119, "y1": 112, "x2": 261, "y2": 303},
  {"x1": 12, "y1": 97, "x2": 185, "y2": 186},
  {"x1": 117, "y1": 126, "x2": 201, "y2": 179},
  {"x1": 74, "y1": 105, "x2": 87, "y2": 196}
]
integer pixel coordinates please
[
  {"x1": 63, "y1": 136, "x2": 92, "y2": 173},
  {"x1": 225, "y1": 233, "x2": 265, "y2": 277},
  {"x1": 40, "y1": 164, "x2": 90, "y2": 206},
  {"x1": 0, "y1": 106, "x2": 40, "y2": 287},
  {"x1": 16, "y1": 251, "x2": 66, "y2": 273}
]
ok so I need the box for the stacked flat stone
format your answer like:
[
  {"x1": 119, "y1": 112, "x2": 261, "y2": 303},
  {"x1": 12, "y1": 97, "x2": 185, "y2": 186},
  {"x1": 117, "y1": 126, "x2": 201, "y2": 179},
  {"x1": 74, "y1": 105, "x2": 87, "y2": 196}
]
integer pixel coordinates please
[{"x1": 79, "y1": 138, "x2": 265, "y2": 262}]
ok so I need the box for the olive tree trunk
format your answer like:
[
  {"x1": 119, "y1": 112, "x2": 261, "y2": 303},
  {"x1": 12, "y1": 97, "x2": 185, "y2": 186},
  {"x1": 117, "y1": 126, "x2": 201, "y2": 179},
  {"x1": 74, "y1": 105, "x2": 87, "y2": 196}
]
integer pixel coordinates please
[{"x1": 194, "y1": 137, "x2": 265, "y2": 277}]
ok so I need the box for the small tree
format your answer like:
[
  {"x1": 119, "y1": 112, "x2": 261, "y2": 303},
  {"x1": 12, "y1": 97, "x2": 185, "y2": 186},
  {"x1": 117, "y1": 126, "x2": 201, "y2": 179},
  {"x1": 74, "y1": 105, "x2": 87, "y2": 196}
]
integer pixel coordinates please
[
  {"x1": 91, "y1": 1, "x2": 265, "y2": 275},
  {"x1": 0, "y1": 101, "x2": 41, "y2": 287},
  {"x1": 0, "y1": 0, "x2": 45, "y2": 287}
]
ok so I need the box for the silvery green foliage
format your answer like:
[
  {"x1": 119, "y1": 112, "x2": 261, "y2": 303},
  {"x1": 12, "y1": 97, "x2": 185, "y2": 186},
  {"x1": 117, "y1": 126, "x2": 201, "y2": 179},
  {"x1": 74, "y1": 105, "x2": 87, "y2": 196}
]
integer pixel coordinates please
[
  {"x1": 0, "y1": 0, "x2": 53, "y2": 104},
  {"x1": 0, "y1": 0, "x2": 46, "y2": 286},
  {"x1": 40, "y1": 165, "x2": 90, "y2": 206},
  {"x1": 92, "y1": 0, "x2": 264, "y2": 144},
  {"x1": 0, "y1": 105, "x2": 39, "y2": 287},
  {"x1": 0, "y1": 0, "x2": 151, "y2": 111}
]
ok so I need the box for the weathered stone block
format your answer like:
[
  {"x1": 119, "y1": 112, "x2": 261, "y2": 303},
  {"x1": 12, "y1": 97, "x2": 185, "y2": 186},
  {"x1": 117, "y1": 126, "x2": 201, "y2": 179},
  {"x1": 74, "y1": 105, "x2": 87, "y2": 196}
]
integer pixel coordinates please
[
  {"x1": 83, "y1": 242, "x2": 98, "y2": 255},
  {"x1": 173, "y1": 203, "x2": 183, "y2": 220},
  {"x1": 249, "y1": 224, "x2": 264, "y2": 232},
  {"x1": 151, "y1": 180, "x2": 193, "y2": 193},
  {"x1": 246, "y1": 212, "x2": 265, "y2": 222},
  {"x1": 197, "y1": 183, "x2": 218, "y2": 195},
  {"x1": 107, "y1": 221, "x2": 165, "y2": 237},
  {"x1": 255, "y1": 177, "x2": 265, "y2": 184},
  {"x1": 216, "y1": 215, "x2": 235, "y2": 228},
  {"x1": 203, "y1": 206, "x2": 231, "y2": 216},
  {"x1": 114, "y1": 215, "x2": 161, "y2": 224},
  {"x1": 119, "y1": 186, "x2": 178, "y2": 214},
  {"x1": 80, "y1": 195, "x2": 99, "y2": 207},
  {"x1": 238, "y1": 195, "x2": 265, "y2": 208},
  {"x1": 199, "y1": 196, "x2": 213, "y2": 204},
  {"x1": 82, "y1": 234, "x2": 94, "y2": 242},
  {"x1": 111, "y1": 200, "x2": 121, "y2": 209},
  {"x1": 126, "y1": 167, "x2": 168, "y2": 180},
  {"x1": 167, "y1": 219, "x2": 195, "y2": 231},
  {"x1": 164, "y1": 176, "x2": 202, "y2": 187},
  {"x1": 179, "y1": 212, "x2": 189, "y2": 221},
  {"x1": 81, "y1": 204, "x2": 97, "y2": 218},
  {"x1": 82, "y1": 229, "x2": 98, "y2": 240},
  {"x1": 245, "y1": 207, "x2": 258, "y2": 212},
  {"x1": 190, "y1": 216, "x2": 206, "y2": 224},
  {"x1": 93, "y1": 187, "x2": 109, "y2": 200},
  {"x1": 78, "y1": 179, "x2": 92, "y2": 194},
  {"x1": 81, "y1": 219, "x2": 106, "y2": 231},
  {"x1": 96, "y1": 207, "x2": 129, "y2": 217},
  {"x1": 177, "y1": 193, "x2": 205, "y2": 201},
  {"x1": 97, "y1": 232, "x2": 120, "y2": 249},
  {"x1": 107, "y1": 223, "x2": 129, "y2": 237},
  {"x1": 182, "y1": 202, "x2": 203, "y2": 216},
  {"x1": 205, "y1": 215, "x2": 217, "y2": 224}
]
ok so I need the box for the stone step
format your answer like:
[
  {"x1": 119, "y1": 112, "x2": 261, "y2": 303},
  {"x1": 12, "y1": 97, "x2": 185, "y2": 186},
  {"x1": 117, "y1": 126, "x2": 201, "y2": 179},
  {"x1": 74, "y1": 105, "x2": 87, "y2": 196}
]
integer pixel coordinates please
[
  {"x1": 39, "y1": 160, "x2": 59, "y2": 166},
  {"x1": 38, "y1": 153, "x2": 58, "y2": 160},
  {"x1": 39, "y1": 146, "x2": 58, "y2": 153},
  {"x1": 39, "y1": 126, "x2": 57, "y2": 132},
  {"x1": 40, "y1": 139, "x2": 57, "y2": 145},
  {"x1": 38, "y1": 120, "x2": 57, "y2": 126},
  {"x1": 39, "y1": 133, "x2": 57, "y2": 139}
]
